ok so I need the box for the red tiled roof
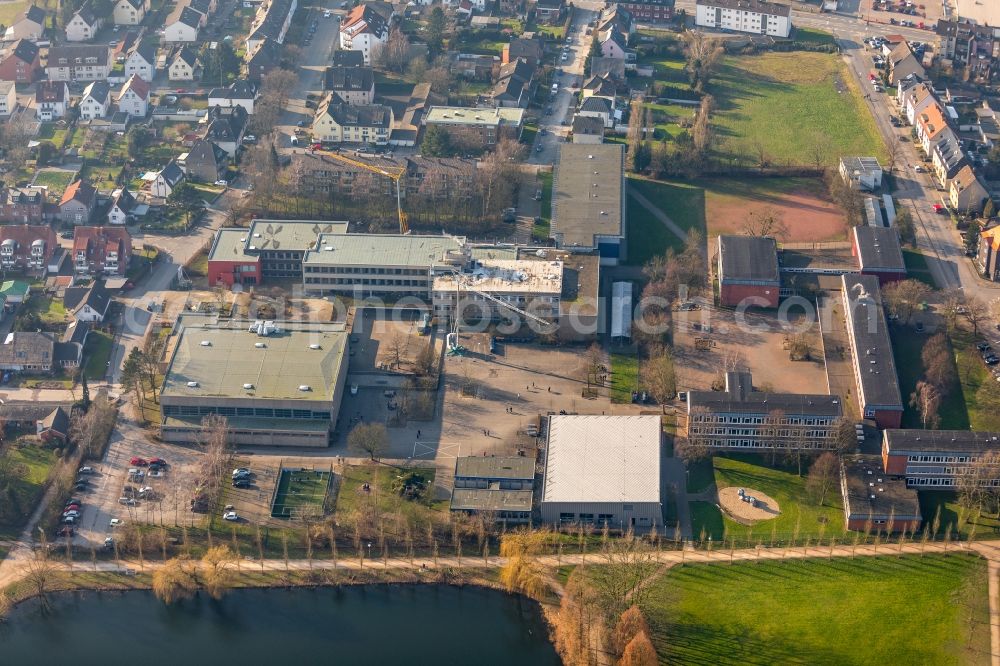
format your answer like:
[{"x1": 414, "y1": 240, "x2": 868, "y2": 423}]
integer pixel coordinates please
[{"x1": 59, "y1": 179, "x2": 96, "y2": 207}]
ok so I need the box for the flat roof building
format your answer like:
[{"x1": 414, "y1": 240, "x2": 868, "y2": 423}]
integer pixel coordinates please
[
  {"x1": 302, "y1": 233, "x2": 466, "y2": 299},
  {"x1": 159, "y1": 316, "x2": 349, "y2": 447},
  {"x1": 541, "y1": 415, "x2": 661, "y2": 531},
  {"x1": 550, "y1": 144, "x2": 626, "y2": 265},
  {"x1": 839, "y1": 156, "x2": 883, "y2": 191},
  {"x1": 852, "y1": 226, "x2": 906, "y2": 284},
  {"x1": 687, "y1": 371, "x2": 843, "y2": 452},
  {"x1": 717, "y1": 235, "x2": 780, "y2": 307},
  {"x1": 840, "y1": 454, "x2": 921, "y2": 532},
  {"x1": 883, "y1": 429, "x2": 1000, "y2": 489},
  {"x1": 841, "y1": 274, "x2": 903, "y2": 428},
  {"x1": 422, "y1": 106, "x2": 525, "y2": 147},
  {"x1": 450, "y1": 455, "x2": 534, "y2": 524},
  {"x1": 432, "y1": 258, "x2": 562, "y2": 326}
]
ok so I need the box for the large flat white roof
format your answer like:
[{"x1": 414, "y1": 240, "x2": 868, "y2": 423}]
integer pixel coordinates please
[{"x1": 542, "y1": 415, "x2": 661, "y2": 504}]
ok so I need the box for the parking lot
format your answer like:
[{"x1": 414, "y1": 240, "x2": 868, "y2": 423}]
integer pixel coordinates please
[
  {"x1": 72, "y1": 419, "x2": 206, "y2": 546},
  {"x1": 673, "y1": 305, "x2": 830, "y2": 395}
]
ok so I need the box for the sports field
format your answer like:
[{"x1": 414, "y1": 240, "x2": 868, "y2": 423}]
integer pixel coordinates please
[
  {"x1": 709, "y1": 52, "x2": 886, "y2": 165},
  {"x1": 645, "y1": 554, "x2": 989, "y2": 665},
  {"x1": 270, "y1": 467, "x2": 332, "y2": 518}
]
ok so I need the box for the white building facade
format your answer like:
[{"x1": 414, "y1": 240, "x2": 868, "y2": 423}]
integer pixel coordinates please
[{"x1": 694, "y1": 0, "x2": 791, "y2": 38}]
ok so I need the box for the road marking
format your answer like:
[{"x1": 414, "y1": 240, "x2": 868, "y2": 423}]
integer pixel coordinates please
[{"x1": 411, "y1": 441, "x2": 461, "y2": 460}]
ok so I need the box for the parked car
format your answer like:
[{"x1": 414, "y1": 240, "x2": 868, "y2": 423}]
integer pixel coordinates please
[
  {"x1": 109, "y1": 518, "x2": 124, "y2": 527},
  {"x1": 62, "y1": 516, "x2": 77, "y2": 525},
  {"x1": 118, "y1": 497, "x2": 137, "y2": 506},
  {"x1": 78, "y1": 466, "x2": 94, "y2": 474},
  {"x1": 130, "y1": 457, "x2": 147, "y2": 466},
  {"x1": 232, "y1": 468, "x2": 250, "y2": 478},
  {"x1": 62, "y1": 510, "x2": 80, "y2": 518},
  {"x1": 215, "y1": 179, "x2": 228, "y2": 187},
  {"x1": 223, "y1": 511, "x2": 239, "y2": 521},
  {"x1": 232, "y1": 479, "x2": 252, "y2": 489}
]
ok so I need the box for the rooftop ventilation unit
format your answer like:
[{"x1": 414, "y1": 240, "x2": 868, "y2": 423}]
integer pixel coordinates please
[
  {"x1": 243, "y1": 383, "x2": 254, "y2": 390},
  {"x1": 187, "y1": 381, "x2": 199, "y2": 388},
  {"x1": 298, "y1": 385, "x2": 311, "y2": 391},
  {"x1": 309, "y1": 343, "x2": 321, "y2": 349},
  {"x1": 200, "y1": 340, "x2": 211, "y2": 346},
  {"x1": 255, "y1": 342, "x2": 266, "y2": 348}
]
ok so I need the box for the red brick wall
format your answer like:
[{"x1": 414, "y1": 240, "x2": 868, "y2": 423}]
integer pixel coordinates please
[
  {"x1": 883, "y1": 453, "x2": 907, "y2": 475},
  {"x1": 874, "y1": 409, "x2": 902, "y2": 430},
  {"x1": 208, "y1": 260, "x2": 259, "y2": 287},
  {"x1": 719, "y1": 283, "x2": 779, "y2": 308},
  {"x1": 0, "y1": 54, "x2": 39, "y2": 82}
]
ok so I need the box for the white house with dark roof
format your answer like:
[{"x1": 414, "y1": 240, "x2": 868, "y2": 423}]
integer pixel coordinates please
[
  {"x1": 114, "y1": 0, "x2": 148, "y2": 24},
  {"x1": 339, "y1": 4, "x2": 388, "y2": 65},
  {"x1": 108, "y1": 187, "x2": 140, "y2": 225},
  {"x1": 35, "y1": 81, "x2": 69, "y2": 121},
  {"x1": 79, "y1": 80, "x2": 111, "y2": 120},
  {"x1": 578, "y1": 95, "x2": 614, "y2": 128},
  {"x1": 168, "y1": 46, "x2": 200, "y2": 80},
  {"x1": 148, "y1": 161, "x2": 186, "y2": 198},
  {"x1": 695, "y1": 0, "x2": 791, "y2": 37},
  {"x1": 164, "y1": 5, "x2": 202, "y2": 42},
  {"x1": 124, "y1": 42, "x2": 156, "y2": 81},
  {"x1": 208, "y1": 80, "x2": 259, "y2": 114},
  {"x1": 66, "y1": 0, "x2": 104, "y2": 42}
]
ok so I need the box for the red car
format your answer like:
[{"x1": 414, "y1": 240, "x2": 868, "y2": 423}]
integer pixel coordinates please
[
  {"x1": 129, "y1": 457, "x2": 148, "y2": 466},
  {"x1": 148, "y1": 458, "x2": 167, "y2": 466},
  {"x1": 311, "y1": 143, "x2": 323, "y2": 150},
  {"x1": 64, "y1": 503, "x2": 80, "y2": 511},
  {"x1": 932, "y1": 203, "x2": 946, "y2": 214}
]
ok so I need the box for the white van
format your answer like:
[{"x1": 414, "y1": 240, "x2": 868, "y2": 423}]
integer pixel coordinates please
[{"x1": 551, "y1": 83, "x2": 558, "y2": 94}]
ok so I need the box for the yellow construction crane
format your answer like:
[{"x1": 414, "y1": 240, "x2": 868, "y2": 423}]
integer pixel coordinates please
[{"x1": 312, "y1": 149, "x2": 409, "y2": 234}]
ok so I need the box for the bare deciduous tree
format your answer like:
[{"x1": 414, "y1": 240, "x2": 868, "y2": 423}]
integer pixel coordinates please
[
  {"x1": 805, "y1": 452, "x2": 839, "y2": 506},
  {"x1": 348, "y1": 422, "x2": 389, "y2": 460},
  {"x1": 742, "y1": 208, "x2": 789, "y2": 240},
  {"x1": 910, "y1": 380, "x2": 941, "y2": 429}
]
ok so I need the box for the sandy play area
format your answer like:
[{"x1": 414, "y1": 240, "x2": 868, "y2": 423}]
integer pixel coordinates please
[
  {"x1": 705, "y1": 178, "x2": 848, "y2": 243},
  {"x1": 718, "y1": 486, "x2": 782, "y2": 523}
]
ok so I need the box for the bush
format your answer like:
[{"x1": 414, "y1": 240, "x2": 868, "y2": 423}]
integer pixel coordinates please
[{"x1": 391, "y1": 471, "x2": 428, "y2": 501}]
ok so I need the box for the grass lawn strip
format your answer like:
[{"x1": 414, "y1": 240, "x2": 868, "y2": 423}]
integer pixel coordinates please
[
  {"x1": 645, "y1": 554, "x2": 989, "y2": 666},
  {"x1": 83, "y1": 331, "x2": 115, "y2": 381},
  {"x1": 609, "y1": 352, "x2": 639, "y2": 404}
]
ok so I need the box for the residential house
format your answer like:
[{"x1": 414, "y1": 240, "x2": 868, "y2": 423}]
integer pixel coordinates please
[
  {"x1": 184, "y1": 139, "x2": 230, "y2": 182},
  {"x1": 323, "y1": 66, "x2": 375, "y2": 105},
  {"x1": 901, "y1": 81, "x2": 937, "y2": 126},
  {"x1": 931, "y1": 133, "x2": 968, "y2": 188},
  {"x1": 201, "y1": 104, "x2": 248, "y2": 155},
  {"x1": 63, "y1": 280, "x2": 112, "y2": 321},
  {"x1": 312, "y1": 95, "x2": 393, "y2": 144},
  {"x1": 599, "y1": 27, "x2": 630, "y2": 60},
  {"x1": 168, "y1": 46, "x2": 201, "y2": 81},
  {"x1": 615, "y1": 0, "x2": 674, "y2": 24},
  {"x1": 916, "y1": 103, "x2": 951, "y2": 155},
  {"x1": 694, "y1": 0, "x2": 791, "y2": 38},
  {"x1": 207, "y1": 79, "x2": 259, "y2": 114},
  {"x1": 332, "y1": 50, "x2": 365, "y2": 67},
  {"x1": 490, "y1": 58, "x2": 534, "y2": 108},
  {"x1": 502, "y1": 37, "x2": 542, "y2": 68},
  {"x1": 0, "y1": 188, "x2": 43, "y2": 224},
  {"x1": 888, "y1": 40, "x2": 926, "y2": 85},
  {"x1": 978, "y1": 225, "x2": 1000, "y2": 280},
  {"x1": 243, "y1": 37, "x2": 281, "y2": 83},
  {"x1": 571, "y1": 114, "x2": 605, "y2": 143},
  {"x1": 117, "y1": 74, "x2": 149, "y2": 117},
  {"x1": 108, "y1": 187, "x2": 140, "y2": 224},
  {"x1": 164, "y1": 5, "x2": 202, "y2": 43},
  {"x1": 45, "y1": 44, "x2": 111, "y2": 81},
  {"x1": 35, "y1": 81, "x2": 69, "y2": 121},
  {"x1": 3, "y1": 5, "x2": 45, "y2": 41},
  {"x1": 66, "y1": 0, "x2": 104, "y2": 42},
  {"x1": 72, "y1": 226, "x2": 132, "y2": 275},
  {"x1": 0, "y1": 333, "x2": 58, "y2": 373},
  {"x1": 58, "y1": 180, "x2": 98, "y2": 225},
  {"x1": 113, "y1": 0, "x2": 148, "y2": 24},
  {"x1": 589, "y1": 56, "x2": 626, "y2": 81},
  {"x1": 36, "y1": 407, "x2": 70, "y2": 444},
  {"x1": 0, "y1": 225, "x2": 56, "y2": 272},
  {"x1": 246, "y1": 0, "x2": 297, "y2": 52},
  {"x1": 0, "y1": 39, "x2": 40, "y2": 83},
  {"x1": 936, "y1": 19, "x2": 1000, "y2": 85},
  {"x1": 838, "y1": 156, "x2": 883, "y2": 191},
  {"x1": 79, "y1": 80, "x2": 111, "y2": 120},
  {"x1": 581, "y1": 73, "x2": 617, "y2": 101},
  {"x1": 339, "y1": 4, "x2": 388, "y2": 65},
  {"x1": 577, "y1": 95, "x2": 614, "y2": 128},
  {"x1": 422, "y1": 105, "x2": 523, "y2": 148},
  {"x1": 597, "y1": 5, "x2": 635, "y2": 35},
  {"x1": 451, "y1": 53, "x2": 497, "y2": 81},
  {"x1": 535, "y1": 0, "x2": 566, "y2": 25},
  {"x1": 124, "y1": 42, "x2": 156, "y2": 81},
  {"x1": 0, "y1": 81, "x2": 17, "y2": 116},
  {"x1": 149, "y1": 160, "x2": 185, "y2": 198},
  {"x1": 949, "y1": 164, "x2": 989, "y2": 214}
]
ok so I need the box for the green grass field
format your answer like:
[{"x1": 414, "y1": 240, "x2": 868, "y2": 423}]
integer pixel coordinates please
[
  {"x1": 918, "y1": 491, "x2": 1000, "y2": 541},
  {"x1": 0, "y1": 0, "x2": 29, "y2": 25},
  {"x1": 694, "y1": 454, "x2": 847, "y2": 542},
  {"x1": 902, "y1": 248, "x2": 936, "y2": 287},
  {"x1": 31, "y1": 170, "x2": 76, "y2": 197},
  {"x1": 950, "y1": 328, "x2": 1000, "y2": 432},
  {"x1": 83, "y1": 331, "x2": 114, "y2": 381},
  {"x1": 271, "y1": 468, "x2": 332, "y2": 518},
  {"x1": 24, "y1": 294, "x2": 66, "y2": 327},
  {"x1": 334, "y1": 465, "x2": 446, "y2": 527},
  {"x1": 644, "y1": 554, "x2": 989, "y2": 665},
  {"x1": 0, "y1": 444, "x2": 58, "y2": 540},
  {"x1": 709, "y1": 52, "x2": 885, "y2": 165},
  {"x1": 626, "y1": 177, "x2": 706, "y2": 265},
  {"x1": 891, "y1": 325, "x2": 969, "y2": 430},
  {"x1": 609, "y1": 352, "x2": 640, "y2": 404}
]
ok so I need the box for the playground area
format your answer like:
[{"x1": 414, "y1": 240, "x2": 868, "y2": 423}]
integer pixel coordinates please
[
  {"x1": 269, "y1": 466, "x2": 333, "y2": 519},
  {"x1": 718, "y1": 486, "x2": 781, "y2": 523}
]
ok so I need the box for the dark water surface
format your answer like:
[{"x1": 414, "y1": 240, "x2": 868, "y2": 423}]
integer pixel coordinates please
[{"x1": 0, "y1": 584, "x2": 560, "y2": 665}]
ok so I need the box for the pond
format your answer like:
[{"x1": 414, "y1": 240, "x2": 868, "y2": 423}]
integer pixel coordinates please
[{"x1": 0, "y1": 584, "x2": 559, "y2": 665}]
